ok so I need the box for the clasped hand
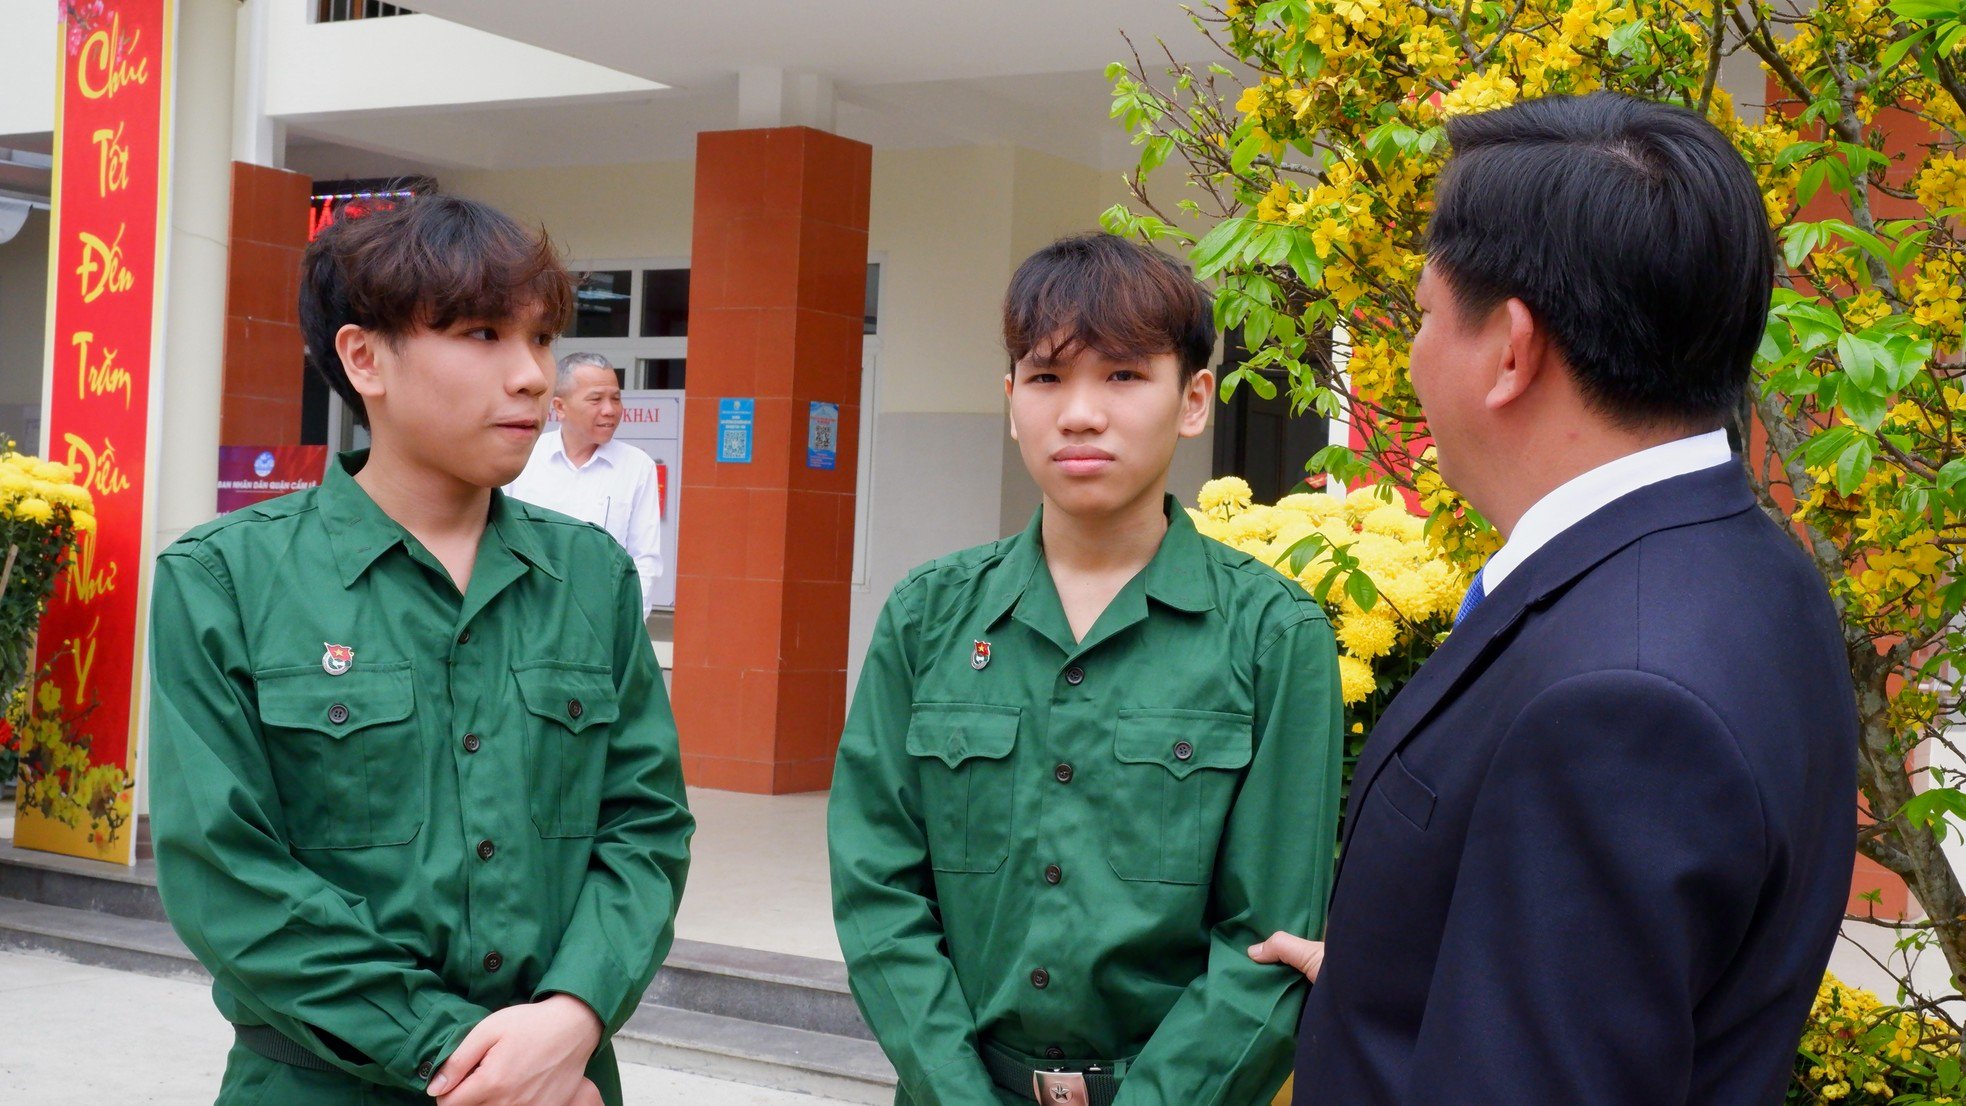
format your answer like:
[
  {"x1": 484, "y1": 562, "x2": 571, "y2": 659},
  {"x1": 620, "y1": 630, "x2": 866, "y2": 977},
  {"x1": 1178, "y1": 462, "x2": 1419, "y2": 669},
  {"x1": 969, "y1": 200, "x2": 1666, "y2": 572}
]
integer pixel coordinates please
[{"x1": 427, "y1": 994, "x2": 605, "y2": 1106}]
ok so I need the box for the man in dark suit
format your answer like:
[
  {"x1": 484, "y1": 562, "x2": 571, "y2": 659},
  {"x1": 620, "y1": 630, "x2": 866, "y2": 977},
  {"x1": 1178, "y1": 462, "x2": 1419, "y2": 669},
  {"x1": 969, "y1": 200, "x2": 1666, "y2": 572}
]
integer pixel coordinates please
[{"x1": 1255, "y1": 92, "x2": 1858, "y2": 1104}]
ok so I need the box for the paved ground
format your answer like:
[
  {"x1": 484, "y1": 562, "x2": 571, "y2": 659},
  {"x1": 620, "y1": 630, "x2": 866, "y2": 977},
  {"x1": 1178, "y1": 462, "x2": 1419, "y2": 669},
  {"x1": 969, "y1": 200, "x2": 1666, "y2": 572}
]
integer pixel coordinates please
[{"x1": 0, "y1": 950, "x2": 857, "y2": 1106}]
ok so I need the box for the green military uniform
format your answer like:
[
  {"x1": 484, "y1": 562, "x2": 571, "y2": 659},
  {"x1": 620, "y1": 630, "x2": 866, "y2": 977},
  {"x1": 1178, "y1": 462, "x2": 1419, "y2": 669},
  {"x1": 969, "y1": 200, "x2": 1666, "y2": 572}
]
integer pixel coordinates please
[
  {"x1": 829, "y1": 499, "x2": 1343, "y2": 1106},
  {"x1": 149, "y1": 451, "x2": 693, "y2": 1106}
]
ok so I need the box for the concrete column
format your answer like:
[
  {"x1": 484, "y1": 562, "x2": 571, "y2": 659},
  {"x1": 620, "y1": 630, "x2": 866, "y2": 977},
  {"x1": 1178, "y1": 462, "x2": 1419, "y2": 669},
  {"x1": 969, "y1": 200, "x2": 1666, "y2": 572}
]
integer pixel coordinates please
[{"x1": 671, "y1": 127, "x2": 871, "y2": 794}]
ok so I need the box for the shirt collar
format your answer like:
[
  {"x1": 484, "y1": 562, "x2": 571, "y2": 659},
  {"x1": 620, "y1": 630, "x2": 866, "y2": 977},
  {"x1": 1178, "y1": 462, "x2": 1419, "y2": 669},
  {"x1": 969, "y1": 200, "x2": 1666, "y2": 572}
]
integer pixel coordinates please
[
  {"x1": 548, "y1": 429, "x2": 618, "y2": 472},
  {"x1": 978, "y1": 494, "x2": 1215, "y2": 630},
  {"x1": 318, "y1": 450, "x2": 563, "y2": 588},
  {"x1": 1482, "y1": 428, "x2": 1733, "y2": 592}
]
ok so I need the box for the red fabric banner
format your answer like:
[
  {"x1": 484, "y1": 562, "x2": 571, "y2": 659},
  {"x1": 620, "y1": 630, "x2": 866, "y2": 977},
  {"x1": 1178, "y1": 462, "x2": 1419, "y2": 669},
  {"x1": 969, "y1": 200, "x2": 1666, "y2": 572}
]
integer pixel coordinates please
[{"x1": 16, "y1": 0, "x2": 175, "y2": 863}]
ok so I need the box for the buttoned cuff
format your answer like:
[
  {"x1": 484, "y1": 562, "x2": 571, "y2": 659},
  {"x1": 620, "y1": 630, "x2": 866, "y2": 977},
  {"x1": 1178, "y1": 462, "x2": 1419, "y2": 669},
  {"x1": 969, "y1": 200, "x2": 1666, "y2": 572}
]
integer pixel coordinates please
[
  {"x1": 382, "y1": 994, "x2": 493, "y2": 1090},
  {"x1": 534, "y1": 943, "x2": 636, "y2": 1035}
]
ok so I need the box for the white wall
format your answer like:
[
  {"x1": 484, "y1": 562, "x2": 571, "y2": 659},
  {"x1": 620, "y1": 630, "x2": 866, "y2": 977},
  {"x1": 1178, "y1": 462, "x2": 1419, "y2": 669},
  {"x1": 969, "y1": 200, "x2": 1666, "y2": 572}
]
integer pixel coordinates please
[
  {"x1": 0, "y1": 6, "x2": 55, "y2": 140},
  {"x1": 0, "y1": 208, "x2": 49, "y2": 443}
]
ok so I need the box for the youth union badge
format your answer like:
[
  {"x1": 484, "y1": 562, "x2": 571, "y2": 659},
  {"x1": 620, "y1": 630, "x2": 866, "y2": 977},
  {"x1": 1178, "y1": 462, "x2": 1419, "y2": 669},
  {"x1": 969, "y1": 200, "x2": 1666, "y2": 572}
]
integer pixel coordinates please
[
  {"x1": 971, "y1": 640, "x2": 991, "y2": 671},
  {"x1": 322, "y1": 643, "x2": 354, "y2": 676}
]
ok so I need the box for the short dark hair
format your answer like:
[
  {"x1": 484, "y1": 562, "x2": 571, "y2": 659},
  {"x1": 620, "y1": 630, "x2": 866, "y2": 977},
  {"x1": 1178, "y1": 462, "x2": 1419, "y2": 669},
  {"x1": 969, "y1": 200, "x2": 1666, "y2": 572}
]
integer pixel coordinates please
[
  {"x1": 1428, "y1": 92, "x2": 1774, "y2": 429},
  {"x1": 298, "y1": 193, "x2": 575, "y2": 427},
  {"x1": 1003, "y1": 232, "x2": 1215, "y2": 383}
]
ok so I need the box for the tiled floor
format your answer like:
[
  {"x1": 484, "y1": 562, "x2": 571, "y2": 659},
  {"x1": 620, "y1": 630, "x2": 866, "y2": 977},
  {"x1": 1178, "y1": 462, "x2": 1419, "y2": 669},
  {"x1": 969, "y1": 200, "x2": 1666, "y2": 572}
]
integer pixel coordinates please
[
  {"x1": 0, "y1": 950, "x2": 859, "y2": 1106},
  {"x1": 675, "y1": 786, "x2": 839, "y2": 961}
]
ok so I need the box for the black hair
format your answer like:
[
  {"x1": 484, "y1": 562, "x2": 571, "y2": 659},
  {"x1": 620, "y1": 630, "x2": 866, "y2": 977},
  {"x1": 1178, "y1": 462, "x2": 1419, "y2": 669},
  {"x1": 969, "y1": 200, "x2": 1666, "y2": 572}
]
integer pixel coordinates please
[
  {"x1": 1428, "y1": 91, "x2": 1775, "y2": 428},
  {"x1": 298, "y1": 193, "x2": 574, "y2": 427},
  {"x1": 1004, "y1": 232, "x2": 1216, "y2": 383}
]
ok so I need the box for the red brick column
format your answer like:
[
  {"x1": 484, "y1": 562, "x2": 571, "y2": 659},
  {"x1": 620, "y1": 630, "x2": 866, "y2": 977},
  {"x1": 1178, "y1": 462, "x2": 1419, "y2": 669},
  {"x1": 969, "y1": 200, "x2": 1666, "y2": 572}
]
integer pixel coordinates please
[
  {"x1": 672, "y1": 128, "x2": 871, "y2": 794},
  {"x1": 220, "y1": 162, "x2": 312, "y2": 446}
]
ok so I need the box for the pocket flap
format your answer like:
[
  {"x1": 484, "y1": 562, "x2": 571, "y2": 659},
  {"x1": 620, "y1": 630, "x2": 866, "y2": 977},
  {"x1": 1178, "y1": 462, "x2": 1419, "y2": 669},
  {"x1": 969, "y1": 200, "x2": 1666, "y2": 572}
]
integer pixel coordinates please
[
  {"x1": 905, "y1": 703, "x2": 1020, "y2": 768},
  {"x1": 1115, "y1": 708, "x2": 1254, "y2": 780},
  {"x1": 514, "y1": 661, "x2": 620, "y2": 734},
  {"x1": 257, "y1": 664, "x2": 415, "y2": 739},
  {"x1": 1379, "y1": 753, "x2": 1437, "y2": 831}
]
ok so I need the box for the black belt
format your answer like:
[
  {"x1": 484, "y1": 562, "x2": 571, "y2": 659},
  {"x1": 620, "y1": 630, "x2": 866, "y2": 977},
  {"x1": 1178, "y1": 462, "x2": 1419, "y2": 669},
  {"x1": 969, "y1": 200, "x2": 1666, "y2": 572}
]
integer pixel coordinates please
[
  {"x1": 235, "y1": 1023, "x2": 339, "y2": 1073},
  {"x1": 981, "y1": 1040, "x2": 1122, "y2": 1106}
]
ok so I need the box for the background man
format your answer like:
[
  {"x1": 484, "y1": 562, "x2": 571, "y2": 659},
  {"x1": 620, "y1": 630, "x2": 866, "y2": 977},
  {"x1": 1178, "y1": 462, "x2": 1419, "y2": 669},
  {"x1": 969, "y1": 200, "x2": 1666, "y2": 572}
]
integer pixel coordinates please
[
  {"x1": 1261, "y1": 91, "x2": 1857, "y2": 1106},
  {"x1": 507, "y1": 352, "x2": 664, "y2": 615}
]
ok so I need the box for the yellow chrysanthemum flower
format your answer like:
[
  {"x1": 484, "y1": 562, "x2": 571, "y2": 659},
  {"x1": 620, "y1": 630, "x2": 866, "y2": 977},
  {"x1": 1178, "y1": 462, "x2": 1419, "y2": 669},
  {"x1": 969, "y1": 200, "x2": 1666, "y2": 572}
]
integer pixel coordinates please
[
  {"x1": 1198, "y1": 476, "x2": 1255, "y2": 515},
  {"x1": 1337, "y1": 653, "x2": 1377, "y2": 705},
  {"x1": 14, "y1": 497, "x2": 54, "y2": 524}
]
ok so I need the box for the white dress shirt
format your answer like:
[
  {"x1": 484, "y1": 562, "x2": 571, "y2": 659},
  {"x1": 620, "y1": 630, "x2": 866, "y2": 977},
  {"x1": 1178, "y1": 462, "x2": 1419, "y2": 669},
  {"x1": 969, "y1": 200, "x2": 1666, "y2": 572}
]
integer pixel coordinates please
[
  {"x1": 1481, "y1": 429, "x2": 1733, "y2": 593},
  {"x1": 505, "y1": 430, "x2": 664, "y2": 613}
]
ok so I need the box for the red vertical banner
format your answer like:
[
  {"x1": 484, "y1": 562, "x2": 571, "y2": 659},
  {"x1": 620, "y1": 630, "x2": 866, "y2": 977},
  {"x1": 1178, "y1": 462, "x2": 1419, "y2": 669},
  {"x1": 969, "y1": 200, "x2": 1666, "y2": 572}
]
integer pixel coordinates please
[{"x1": 15, "y1": 0, "x2": 175, "y2": 863}]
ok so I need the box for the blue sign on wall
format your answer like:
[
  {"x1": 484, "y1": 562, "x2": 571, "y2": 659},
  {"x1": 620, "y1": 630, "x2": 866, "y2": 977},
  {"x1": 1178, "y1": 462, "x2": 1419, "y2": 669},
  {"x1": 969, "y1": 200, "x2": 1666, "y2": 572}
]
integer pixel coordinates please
[
  {"x1": 717, "y1": 398, "x2": 754, "y2": 463},
  {"x1": 806, "y1": 401, "x2": 839, "y2": 470}
]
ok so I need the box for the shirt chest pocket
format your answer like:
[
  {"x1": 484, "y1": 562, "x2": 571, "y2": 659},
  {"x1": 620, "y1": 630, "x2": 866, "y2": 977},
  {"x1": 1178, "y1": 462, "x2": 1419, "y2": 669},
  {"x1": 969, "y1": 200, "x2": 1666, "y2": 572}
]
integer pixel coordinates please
[
  {"x1": 514, "y1": 660, "x2": 621, "y2": 838},
  {"x1": 256, "y1": 663, "x2": 421, "y2": 850},
  {"x1": 1109, "y1": 708, "x2": 1254, "y2": 884},
  {"x1": 904, "y1": 704, "x2": 1019, "y2": 875}
]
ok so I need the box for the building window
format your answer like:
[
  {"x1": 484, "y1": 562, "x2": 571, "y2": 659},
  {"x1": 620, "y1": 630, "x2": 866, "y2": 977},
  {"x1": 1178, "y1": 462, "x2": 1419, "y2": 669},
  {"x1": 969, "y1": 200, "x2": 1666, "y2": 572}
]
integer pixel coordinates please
[
  {"x1": 1211, "y1": 331, "x2": 1334, "y2": 503},
  {"x1": 571, "y1": 270, "x2": 633, "y2": 339},
  {"x1": 317, "y1": 1, "x2": 414, "y2": 22}
]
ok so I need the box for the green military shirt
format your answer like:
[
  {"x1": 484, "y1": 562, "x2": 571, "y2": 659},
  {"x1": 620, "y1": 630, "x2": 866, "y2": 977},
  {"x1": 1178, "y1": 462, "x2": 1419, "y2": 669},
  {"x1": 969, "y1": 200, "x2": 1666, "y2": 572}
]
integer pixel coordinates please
[
  {"x1": 149, "y1": 450, "x2": 693, "y2": 1106},
  {"x1": 829, "y1": 498, "x2": 1343, "y2": 1106}
]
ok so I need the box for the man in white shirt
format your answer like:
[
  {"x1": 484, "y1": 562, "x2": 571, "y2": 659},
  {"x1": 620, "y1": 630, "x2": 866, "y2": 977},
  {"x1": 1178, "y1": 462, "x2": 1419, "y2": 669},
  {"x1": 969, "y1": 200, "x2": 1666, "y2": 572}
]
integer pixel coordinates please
[{"x1": 507, "y1": 353, "x2": 663, "y2": 614}]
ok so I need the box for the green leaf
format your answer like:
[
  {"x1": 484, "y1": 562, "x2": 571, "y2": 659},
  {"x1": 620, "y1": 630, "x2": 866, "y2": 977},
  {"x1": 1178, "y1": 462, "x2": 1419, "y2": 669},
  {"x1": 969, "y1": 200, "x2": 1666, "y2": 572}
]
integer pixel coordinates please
[
  {"x1": 1899, "y1": 787, "x2": 1966, "y2": 842},
  {"x1": 1802, "y1": 425, "x2": 1859, "y2": 467},
  {"x1": 1607, "y1": 20, "x2": 1646, "y2": 57},
  {"x1": 1345, "y1": 567, "x2": 1379, "y2": 612},
  {"x1": 1231, "y1": 129, "x2": 1267, "y2": 175},
  {"x1": 1880, "y1": 26, "x2": 1932, "y2": 72},
  {"x1": 1838, "y1": 332, "x2": 1883, "y2": 390},
  {"x1": 1140, "y1": 135, "x2": 1174, "y2": 177},
  {"x1": 1782, "y1": 223, "x2": 1822, "y2": 269},
  {"x1": 1276, "y1": 532, "x2": 1332, "y2": 575},
  {"x1": 1191, "y1": 218, "x2": 1253, "y2": 279},
  {"x1": 1889, "y1": 0, "x2": 1965, "y2": 19},
  {"x1": 1839, "y1": 379, "x2": 1889, "y2": 432},
  {"x1": 1798, "y1": 159, "x2": 1831, "y2": 207},
  {"x1": 1834, "y1": 434, "x2": 1877, "y2": 494}
]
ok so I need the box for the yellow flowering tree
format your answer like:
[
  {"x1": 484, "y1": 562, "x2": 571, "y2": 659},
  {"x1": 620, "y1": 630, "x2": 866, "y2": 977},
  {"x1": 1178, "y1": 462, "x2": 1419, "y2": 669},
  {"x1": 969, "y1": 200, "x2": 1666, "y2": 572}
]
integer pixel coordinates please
[
  {"x1": 1193, "y1": 476, "x2": 1465, "y2": 791},
  {"x1": 0, "y1": 449, "x2": 104, "y2": 832},
  {"x1": 1110, "y1": 0, "x2": 1966, "y2": 1089}
]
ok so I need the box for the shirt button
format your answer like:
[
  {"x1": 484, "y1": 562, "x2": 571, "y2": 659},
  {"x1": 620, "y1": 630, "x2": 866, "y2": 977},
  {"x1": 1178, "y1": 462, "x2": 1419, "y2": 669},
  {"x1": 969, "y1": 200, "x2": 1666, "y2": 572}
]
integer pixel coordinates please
[
  {"x1": 1044, "y1": 864, "x2": 1062, "y2": 885},
  {"x1": 477, "y1": 839, "x2": 496, "y2": 861},
  {"x1": 1064, "y1": 666, "x2": 1085, "y2": 686},
  {"x1": 417, "y1": 1060, "x2": 435, "y2": 1081},
  {"x1": 327, "y1": 703, "x2": 349, "y2": 725},
  {"x1": 462, "y1": 733, "x2": 481, "y2": 753},
  {"x1": 1045, "y1": 1046, "x2": 1066, "y2": 1060},
  {"x1": 483, "y1": 951, "x2": 503, "y2": 973},
  {"x1": 1173, "y1": 741, "x2": 1195, "y2": 761},
  {"x1": 567, "y1": 699, "x2": 584, "y2": 720},
  {"x1": 457, "y1": 630, "x2": 471, "y2": 645},
  {"x1": 1054, "y1": 763, "x2": 1074, "y2": 784},
  {"x1": 1030, "y1": 968, "x2": 1050, "y2": 989}
]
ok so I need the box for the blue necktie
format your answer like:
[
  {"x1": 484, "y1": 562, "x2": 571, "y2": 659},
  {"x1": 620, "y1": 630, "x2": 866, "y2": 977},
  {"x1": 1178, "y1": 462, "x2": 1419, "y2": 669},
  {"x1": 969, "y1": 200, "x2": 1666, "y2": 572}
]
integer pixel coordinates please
[{"x1": 1454, "y1": 568, "x2": 1487, "y2": 626}]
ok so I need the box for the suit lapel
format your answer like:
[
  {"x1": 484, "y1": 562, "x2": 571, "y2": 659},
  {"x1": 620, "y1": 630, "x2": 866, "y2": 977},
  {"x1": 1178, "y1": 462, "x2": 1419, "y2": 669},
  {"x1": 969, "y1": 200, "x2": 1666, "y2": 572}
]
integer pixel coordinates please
[{"x1": 1337, "y1": 461, "x2": 1760, "y2": 851}]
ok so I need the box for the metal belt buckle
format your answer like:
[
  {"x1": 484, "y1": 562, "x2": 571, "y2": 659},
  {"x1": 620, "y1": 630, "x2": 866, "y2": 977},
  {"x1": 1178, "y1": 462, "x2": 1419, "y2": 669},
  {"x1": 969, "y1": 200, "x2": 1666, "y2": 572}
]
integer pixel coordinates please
[{"x1": 1033, "y1": 1068, "x2": 1090, "y2": 1106}]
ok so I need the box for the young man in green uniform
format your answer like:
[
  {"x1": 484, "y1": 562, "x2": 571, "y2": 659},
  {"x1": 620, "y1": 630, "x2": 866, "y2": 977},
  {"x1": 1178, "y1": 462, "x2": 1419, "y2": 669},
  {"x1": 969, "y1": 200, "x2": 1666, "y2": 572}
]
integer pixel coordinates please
[
  {"x1": 149, "y1": 195, "x2": 693, "y2": 1106},
  {"x1": 829, "y1": 233, "x2": 1344, "y2": 1106}
]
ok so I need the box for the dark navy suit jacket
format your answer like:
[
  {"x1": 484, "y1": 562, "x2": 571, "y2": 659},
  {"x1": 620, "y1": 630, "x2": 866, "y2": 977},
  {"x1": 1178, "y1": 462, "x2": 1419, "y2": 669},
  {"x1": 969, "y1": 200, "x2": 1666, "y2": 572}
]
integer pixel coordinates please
[{"x1": 1293, "y1": 460, "x2": 1856, "y2": 1105}]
